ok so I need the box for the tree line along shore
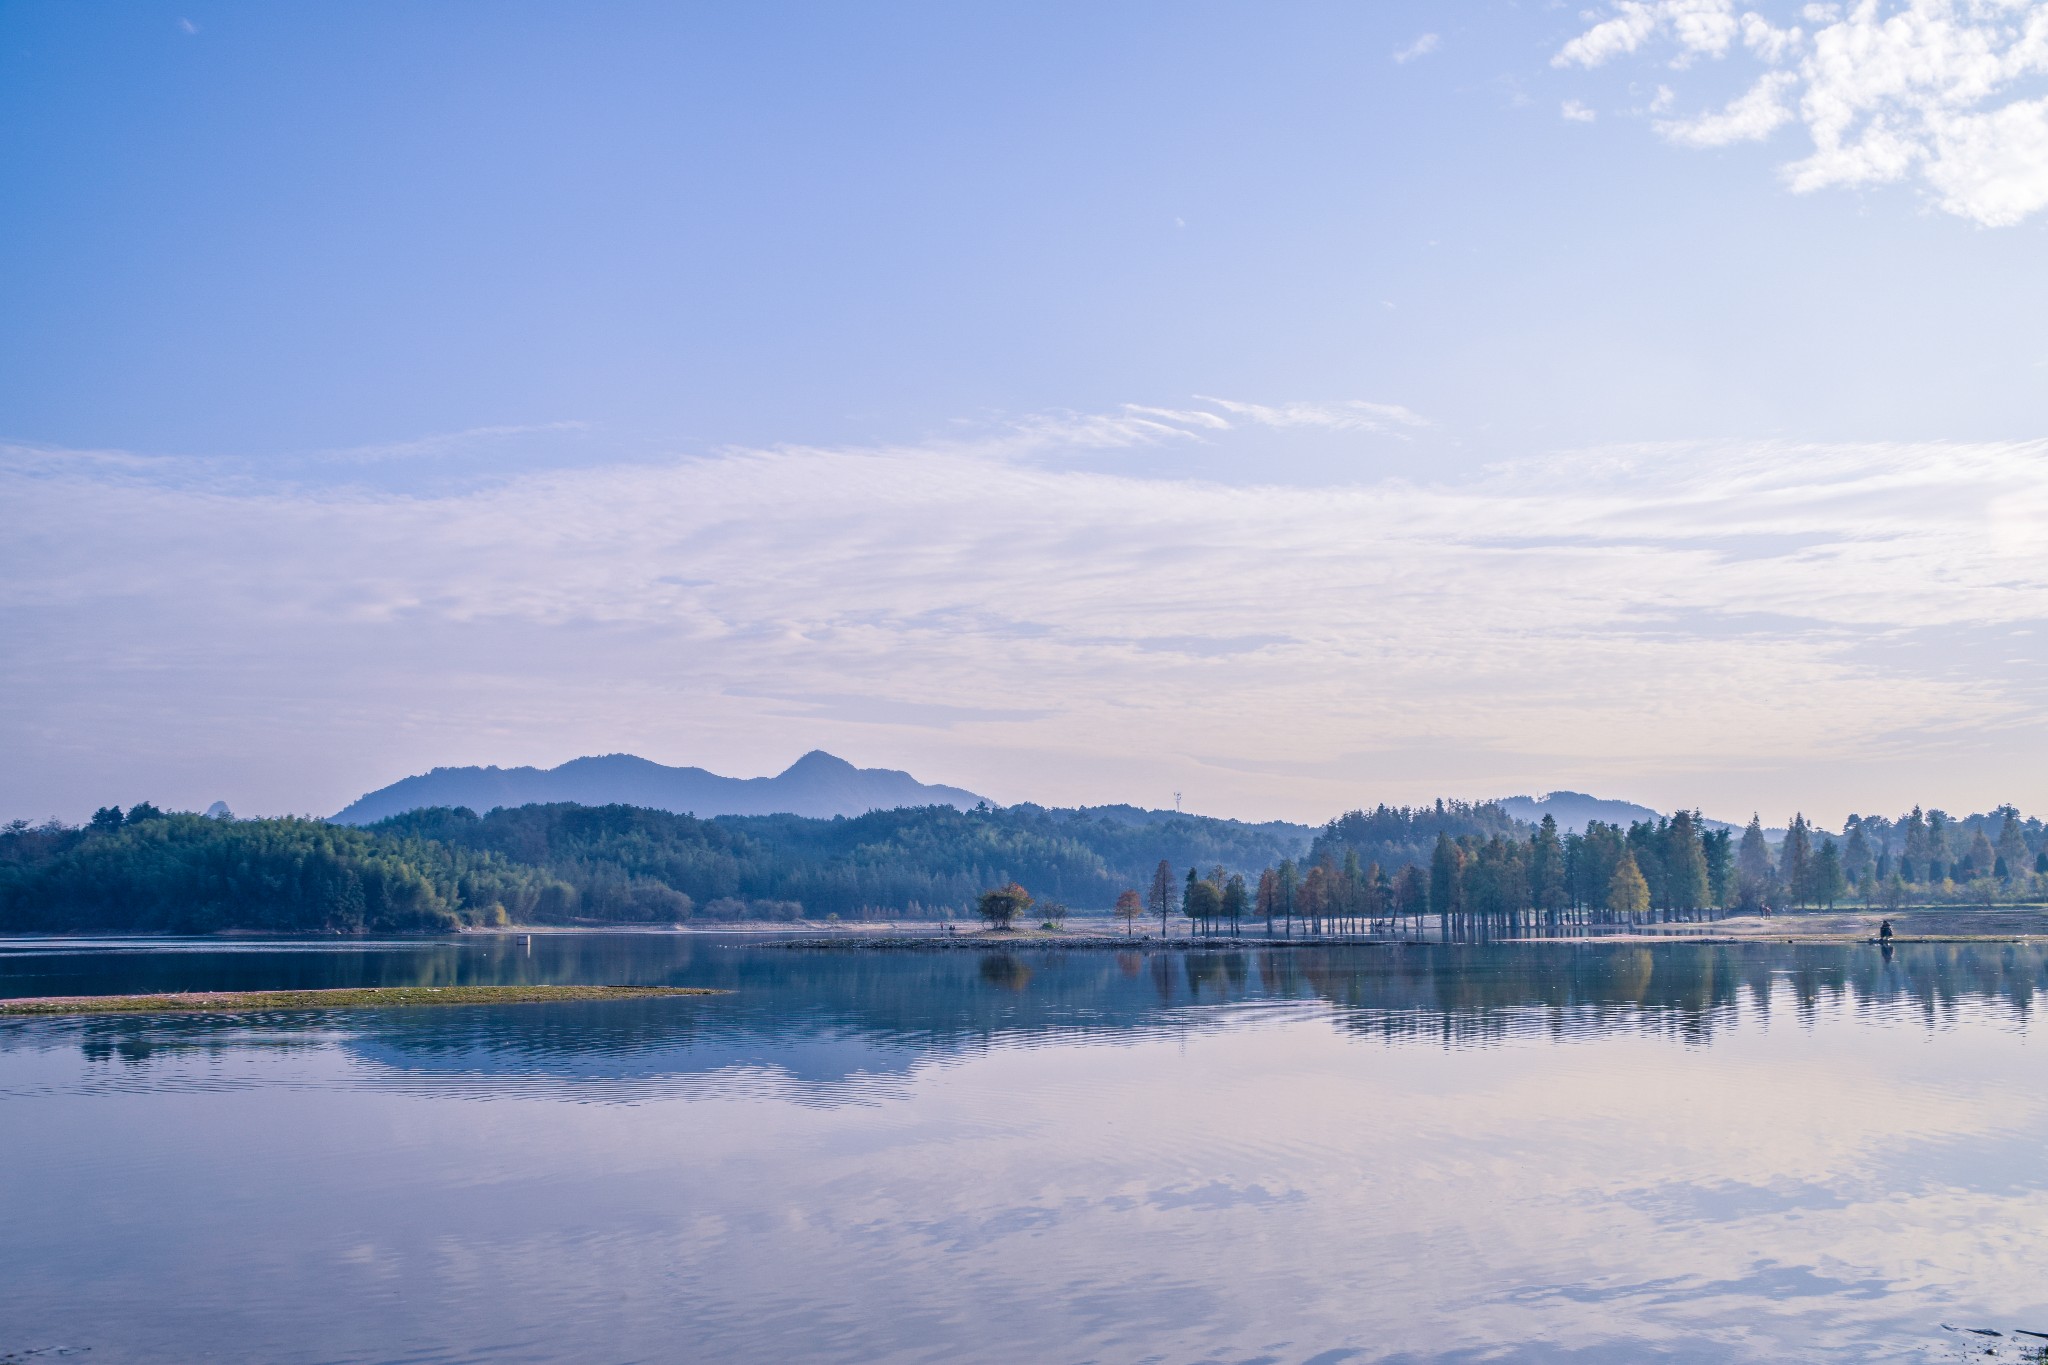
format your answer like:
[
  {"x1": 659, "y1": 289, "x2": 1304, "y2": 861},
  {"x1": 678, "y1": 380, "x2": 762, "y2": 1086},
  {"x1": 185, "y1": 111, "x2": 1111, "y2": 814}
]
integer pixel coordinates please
[{"x1": 2, "y1": 798, "x2": 2042, "y2": 937}]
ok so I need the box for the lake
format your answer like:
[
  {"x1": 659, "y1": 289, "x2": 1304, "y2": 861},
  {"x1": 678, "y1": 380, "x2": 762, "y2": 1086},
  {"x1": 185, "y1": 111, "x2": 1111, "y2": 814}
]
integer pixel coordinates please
[{"x1": 1, "y1": 934, "x2": 2043, "y2": 1364}]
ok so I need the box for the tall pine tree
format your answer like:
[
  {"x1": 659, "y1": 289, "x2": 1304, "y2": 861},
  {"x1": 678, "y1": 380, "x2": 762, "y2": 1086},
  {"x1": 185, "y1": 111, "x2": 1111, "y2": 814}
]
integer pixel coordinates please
[
  {"x1": 1735, "y1": 815, "x2": 1774, "y2": 909},
  {"x1": 1530, "y1": 815, "x2": 1568, "y2": 913},
  {"x1": 1782, "y1": 815, "x2": 1815, "y2": 908},
  {"x1": 1663, "y1": 812, "x2": 1711, "y2": 911},
  {"x1": 1608, "y1": 848, "x2": 1651, "y2": 915}
]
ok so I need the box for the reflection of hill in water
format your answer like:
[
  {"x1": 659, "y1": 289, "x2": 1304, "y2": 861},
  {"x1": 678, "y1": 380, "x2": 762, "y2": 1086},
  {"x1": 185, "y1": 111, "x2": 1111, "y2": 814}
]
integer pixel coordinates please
[{"x1": 9, "y1": 940, "x2": 2042, "y2": 1102}]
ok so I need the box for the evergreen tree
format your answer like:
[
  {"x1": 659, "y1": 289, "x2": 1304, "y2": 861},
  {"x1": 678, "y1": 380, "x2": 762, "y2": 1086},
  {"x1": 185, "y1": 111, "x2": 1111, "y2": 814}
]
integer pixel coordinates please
[
  {"x1": 1220, "y1": 873, "x2": 1249, "y2": 935},
  {"x1": 1608, "y1": 848, "x2": 1651, "y2": 915},
  {"x1": 1574, "y1": 823, "x2": 1627, "y2": 912},
  {"x1": 1843, "y1": 819, "x2": 1873, "y2": 881},
  {"x1": 1964, "y1": 829, "x2": 1996, "y2": 881},
  {"x1": 1300, "y1": 861, "x2": 1331, "y2": 934},
  {"x1": 1735, "y1": 815, "x2": 1774, "y2": 909},
  {"x1": 1530, "y1": 815, "x2": 1568, "y2": 913},
  {"x1": 1626, "y1": 821, "x2": 1669, "y2": 909},
  {"x1": 1781, "y1": 815, "x2": 1815, "y2": 908},
  {"x1": 1663, "y1": 812, "x2": 1711, "y2": 911},
  {"x1": 1995, "y1": 808, "x2": 2027, "y2": 882},
  {"x1": 1701, "y1": 827, "x2": 1733, "y2": 907},
  {"x1": 1812, "y1": 839, "x2": 1846, "y2": 908},
  {"x1": 1902, "y1": 806, "x2": 1929, "y2": 883},
  {"x1": 1925, "y1": 810, "x2": 1951, "y2": 882},
  {"x1": 1393, "y1": 863, "x2": 1428, "y2": 918},
  {"x1": 1369, "y1": 862, "x2": 1393, "y2": 922},
  {"x1": 1430, "y1": 833, "x2": 1462, "y2": 916}
]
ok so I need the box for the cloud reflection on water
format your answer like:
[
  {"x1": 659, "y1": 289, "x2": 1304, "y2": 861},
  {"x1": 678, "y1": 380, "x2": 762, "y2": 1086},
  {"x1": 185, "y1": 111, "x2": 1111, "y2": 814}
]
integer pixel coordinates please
[{"x1": 0, "y1": 939, "x2": 2045, "y2": 1362}]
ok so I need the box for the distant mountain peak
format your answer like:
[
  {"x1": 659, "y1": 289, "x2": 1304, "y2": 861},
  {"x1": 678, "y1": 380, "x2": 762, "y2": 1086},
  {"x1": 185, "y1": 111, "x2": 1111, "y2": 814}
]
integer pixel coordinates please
[
  {"x1": 1498, "y1": 791, "x2": 1740, "y2": 835},
  {"x1": 780, "y1": 749, "x2": 858, "y2": 777},
  {"x1": 333, "y1": 751, "x2": 988, "y2": 824}
]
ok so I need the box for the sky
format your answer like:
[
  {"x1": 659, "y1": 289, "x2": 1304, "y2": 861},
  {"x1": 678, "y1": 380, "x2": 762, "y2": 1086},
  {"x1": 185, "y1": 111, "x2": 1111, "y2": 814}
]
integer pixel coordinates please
[{"x1": 3, "y1": 0, "x2": 2046, "y2": 828}]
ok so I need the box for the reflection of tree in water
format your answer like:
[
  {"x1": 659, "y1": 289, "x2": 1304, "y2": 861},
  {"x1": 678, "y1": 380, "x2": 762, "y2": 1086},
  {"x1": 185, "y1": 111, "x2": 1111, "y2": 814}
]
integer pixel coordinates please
[
  {"x1": 977, "y1": 954, "x2": 1032, "y2": 992},
  {"x1": 14, "y1": 941, "x2": 2045, "y2": 1097},
  {"x1": 1281, "y1": 942, "x2": 2045, "y2": 1047}
]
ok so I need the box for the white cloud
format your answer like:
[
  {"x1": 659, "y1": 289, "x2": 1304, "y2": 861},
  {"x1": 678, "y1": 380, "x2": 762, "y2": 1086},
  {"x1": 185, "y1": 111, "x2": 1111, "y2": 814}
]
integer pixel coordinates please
[
  {"x1": 978, "y1": 395, "x2": 1426, "y2": 455},
  {"x1": 1563, "y1": 98, "x2": 1601, "y2": 121},
  {"x1": 4, "y1": 416, "x2": 2045, "y2": 823},
  {"x1": 1659, "y1": 70, "x2": 1799, "y2": 144},
  {"x1": 1558, "y1": 0, "x2": 2048, "y2": 224},
  {"x1": 1554, "y1": 0, "x2": 1742, "y2": 68},
  {"x1": 1741, "y1": 12, "x2": 1804, "y2": 61},
  {"x1": 1920, "y1": 94, "x2": 2048, "y2": 224},
  {"x1": 1196, "y1": 397, "x2": 1431, "y2": 432},
  {"x1": 1394, "y1": 33, "x2": 1441, "y2": 64},
  {"x1": 1555, "y1": 3, "x2": 1668, "y2": 67}
]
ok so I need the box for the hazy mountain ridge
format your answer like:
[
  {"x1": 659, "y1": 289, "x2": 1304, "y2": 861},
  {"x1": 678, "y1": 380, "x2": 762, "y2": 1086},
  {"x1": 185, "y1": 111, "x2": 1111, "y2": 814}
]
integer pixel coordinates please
[
  {"x1": 336, "y1": 755, "x2": 1748, "y2": 841},
  {"x1": 1010, "y1": 802, "x2": 1315, "y2": 844},
  {"x1": 333, "y1": 751, "x2": 988, "y2": 824},
  {"x1": 1499, "y1": 791, "x2": 1747, "y2": 836}
]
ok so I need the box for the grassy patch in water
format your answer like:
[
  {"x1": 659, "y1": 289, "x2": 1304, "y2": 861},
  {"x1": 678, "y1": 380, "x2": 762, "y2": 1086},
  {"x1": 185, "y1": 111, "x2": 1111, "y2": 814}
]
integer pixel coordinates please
[{"x1": 0, "y1": 985, "x2": 725, "y2": 1016}]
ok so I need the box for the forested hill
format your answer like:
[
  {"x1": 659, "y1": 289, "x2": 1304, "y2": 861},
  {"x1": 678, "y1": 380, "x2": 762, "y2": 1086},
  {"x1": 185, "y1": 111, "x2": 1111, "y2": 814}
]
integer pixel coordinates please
[
  {"x1": 379, "y1": 802, "x2": 1312, "y2": 920},
  {"x1": 0, "y1": 810, "x2": 547, "y2": 935},
  {"x1": 9, "y1": 797, "x2": 2044, "y2": 935},
  {"x1": 1308, "y1": 801, "x2": 1527, "y2": 871},
  {"x1": 1, "y1": 801, "x2": 1312, "y2": 934}
]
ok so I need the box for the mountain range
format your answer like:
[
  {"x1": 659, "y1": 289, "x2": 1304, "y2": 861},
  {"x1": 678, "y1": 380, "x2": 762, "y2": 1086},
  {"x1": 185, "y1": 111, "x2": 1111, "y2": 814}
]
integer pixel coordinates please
[
  {"x1": 332, "y1": 751, "x2": 988, "y2": 824},
  {"x1": 334, "y1": 755, "x2": 1751, "y2": 839},
  {"x1": 1498, "y1": 791, "x2": 1743, "y2": 835}
]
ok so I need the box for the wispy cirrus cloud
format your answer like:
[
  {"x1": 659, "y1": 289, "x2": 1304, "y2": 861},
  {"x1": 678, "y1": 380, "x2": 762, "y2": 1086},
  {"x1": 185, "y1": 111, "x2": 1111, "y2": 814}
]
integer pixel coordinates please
[
  {"x1": 942, "y1": 395, "x2": 1428, "y2": 463},
  {"x1": 1196, "y1": 397, "x2": 1430, "y2": 433},
  {"x1": 3, "y1": 410, "x2": 2044, "y2": 822},
  {"x1": 1556, "y1": 0, "x2": 2048, "y2": 225},
  {"x1": 304, "y1": 422, "x2": 593, "y2": 465},
  {"x1": 1393, "y1": 33, "x2": 1441, "y2": 64}
]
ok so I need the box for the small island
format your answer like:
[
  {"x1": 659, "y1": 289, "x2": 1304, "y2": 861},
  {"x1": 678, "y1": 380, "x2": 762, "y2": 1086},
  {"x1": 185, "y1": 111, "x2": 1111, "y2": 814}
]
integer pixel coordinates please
[{"x1": 0, "y1": 985, "x2": 725, "y2": 1017}]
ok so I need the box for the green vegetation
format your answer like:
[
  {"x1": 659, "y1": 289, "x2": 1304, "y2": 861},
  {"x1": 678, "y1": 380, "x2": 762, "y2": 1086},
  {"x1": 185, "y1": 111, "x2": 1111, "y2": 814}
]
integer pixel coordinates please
[
  {"x1": 975, "y1": 882, "x2": 1033, "y2": 929},
  {"x1": 2, "y1": 799, "x2": 1308, "y2": 934},
  {"x1": 0, "y1": 985, "x2": 721, "y2": 1015},
  {"x1": 0, "y1": 809, "x2": 550, "y2": 934},
  {"x1": 1230, "y1": 802, "x2": 2048, "y2": 937},
  {"x1": 4, "y1": 794, "x2": 2041, "y2": 937},
  {"x1": 374, "y1": 800, "x2": 1305, "y2": 921}
]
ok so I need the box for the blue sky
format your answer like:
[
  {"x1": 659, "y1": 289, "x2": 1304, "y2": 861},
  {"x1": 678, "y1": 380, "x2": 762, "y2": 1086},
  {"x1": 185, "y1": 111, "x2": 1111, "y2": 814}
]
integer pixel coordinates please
[{"x1": 3, "y1": 1, "x2": 2046, "y2": 824}]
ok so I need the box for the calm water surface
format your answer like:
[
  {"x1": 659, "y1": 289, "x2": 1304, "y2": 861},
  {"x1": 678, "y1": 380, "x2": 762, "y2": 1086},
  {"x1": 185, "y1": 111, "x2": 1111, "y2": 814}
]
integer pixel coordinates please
[{"x1": 1, "y1": 934, "x2": 2043, "y2": 1364}]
